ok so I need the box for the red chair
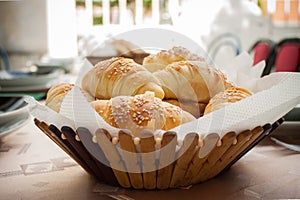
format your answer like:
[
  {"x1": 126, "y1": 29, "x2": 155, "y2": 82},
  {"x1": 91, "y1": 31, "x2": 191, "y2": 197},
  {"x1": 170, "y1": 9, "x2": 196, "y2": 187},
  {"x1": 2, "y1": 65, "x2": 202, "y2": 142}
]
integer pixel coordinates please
[
  {"x1": 248, "y1": 39, "x2": 276, "y2": 76},
  {"x1": 253, "y1": 42, "x2": 272, "y2": 65},
  {"x1": 253, "y1": 38, "x2": 300, "y2": 76},
  {"x1": 274, "y1": 38, "x2": 300, "y2": 72}
]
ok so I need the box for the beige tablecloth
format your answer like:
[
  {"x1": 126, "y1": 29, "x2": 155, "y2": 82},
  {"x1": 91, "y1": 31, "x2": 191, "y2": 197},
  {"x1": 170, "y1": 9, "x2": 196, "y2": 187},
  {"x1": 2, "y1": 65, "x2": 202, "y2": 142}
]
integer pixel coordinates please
[{"x1": 0, "y1": 118, "x2": 299, "y2": 200}]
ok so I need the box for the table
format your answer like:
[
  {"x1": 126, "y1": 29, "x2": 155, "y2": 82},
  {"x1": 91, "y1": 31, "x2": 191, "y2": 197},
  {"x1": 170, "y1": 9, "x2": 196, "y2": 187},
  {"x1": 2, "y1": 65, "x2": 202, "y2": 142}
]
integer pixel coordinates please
[{"x1": 0, "y1": 118, "x2": 299, "y2": 200}]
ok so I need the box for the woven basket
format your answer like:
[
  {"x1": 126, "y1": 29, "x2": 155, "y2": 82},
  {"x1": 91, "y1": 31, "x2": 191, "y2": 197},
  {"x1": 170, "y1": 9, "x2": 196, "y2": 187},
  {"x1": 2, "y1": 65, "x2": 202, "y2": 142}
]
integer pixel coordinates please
[{"x1": 34, "y1": 118, "x2": 283, "y2": 190}]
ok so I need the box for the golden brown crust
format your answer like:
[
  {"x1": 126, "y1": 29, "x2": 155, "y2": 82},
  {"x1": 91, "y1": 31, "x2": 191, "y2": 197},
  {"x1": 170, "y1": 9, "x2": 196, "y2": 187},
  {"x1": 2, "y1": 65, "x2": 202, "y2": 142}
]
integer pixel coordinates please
[
  {"x1": 82, "y1": 57, "x2": 165, "y2": 100},
  {"x1": 154, "y1": 60, "x2": 234, "y2": 104},
  {"x1": 204, "y1": 87, "x2": 252, "y2": 114},
  {"x1": 91, "y1": 91, "x2": 195, "y2": 136},
  {"x1": 161, "y1": 101, "x2": 195, "y2": 130},
  {"x1": 45, "y1": 82, "x2": 95, "y2": 113},
  {"x1": 143, "y1": 46, "x2": 205, "y2": 72},
  {"x1": 45, "y1": 82, "x2": 74, "y2": 112}
]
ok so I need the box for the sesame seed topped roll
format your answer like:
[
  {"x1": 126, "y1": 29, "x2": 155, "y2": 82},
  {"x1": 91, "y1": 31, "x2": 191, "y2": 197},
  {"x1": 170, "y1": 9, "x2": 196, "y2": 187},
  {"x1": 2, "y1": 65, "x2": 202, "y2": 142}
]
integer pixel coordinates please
[
  {"x1": 82, "y1": 57, "x2": 165, "y2": 100},
  {"x1": 153, "y1": 60, "x2": 234, "y2": 104},
  {"x1": 143, "y1": 46, "x2": 205, "y2": 72},
  {"x1": 91, "y1": 91, "x2": 195, "y2": 137},
  {"x1": 204, "y1": 87, "x2": 252, "y2": 114}
]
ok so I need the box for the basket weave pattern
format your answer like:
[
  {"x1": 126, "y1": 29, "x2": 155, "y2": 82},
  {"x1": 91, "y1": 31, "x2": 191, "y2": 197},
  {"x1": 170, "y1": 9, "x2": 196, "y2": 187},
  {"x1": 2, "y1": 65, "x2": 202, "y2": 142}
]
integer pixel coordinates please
[{"x1": 34, "y1": 118, "x2": 283, "y2": 190}]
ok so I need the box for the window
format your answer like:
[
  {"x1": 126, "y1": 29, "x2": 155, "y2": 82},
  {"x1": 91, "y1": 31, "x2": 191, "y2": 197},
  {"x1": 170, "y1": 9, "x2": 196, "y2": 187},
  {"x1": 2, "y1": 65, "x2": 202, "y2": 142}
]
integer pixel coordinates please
[
  {"x1": 75, "y1": 0, "x2": 172, "y2": 26},
  {"x1": 259, "y1": 0, "x2": 300, "y2": 26}
]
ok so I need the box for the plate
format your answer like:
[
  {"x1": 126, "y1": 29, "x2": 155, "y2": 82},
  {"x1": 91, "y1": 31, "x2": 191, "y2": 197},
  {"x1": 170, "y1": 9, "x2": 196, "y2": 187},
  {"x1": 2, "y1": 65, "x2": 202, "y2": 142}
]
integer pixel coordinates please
[
  {"x1": 0, "y1": 97, "x2": 30, "y2": 138},
  {"x1": 0, "y1": 83, "x2": 58, "y2": 93},
  {"x1": 0, "y1": 97, "x2": 29, "y2": 122},
  {"x1": 0, "y1": 69, "x2": 63, "y2": 93},
  {"x1": 0, "y1": 69, "x2": 62, "y2": 87},
  {"x1": 0, "y1": 115, "x2": 30, "y2": 138}
]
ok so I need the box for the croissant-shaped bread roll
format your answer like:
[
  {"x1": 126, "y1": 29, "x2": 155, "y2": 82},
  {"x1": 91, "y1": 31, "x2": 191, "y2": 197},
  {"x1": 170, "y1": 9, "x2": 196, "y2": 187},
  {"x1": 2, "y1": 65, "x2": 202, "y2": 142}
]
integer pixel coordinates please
[
  {"x1": 204, "y1": 87, "x2": 252, "y2": 114},
  {"x1": 45, "y1": 82, "x2": 74, "y2": 112},
  {"x1": 153, "y1": 60, "x2": 234, "y2": 104},
  {"x1": 45, "y1": 82, "x2": 94, "y2": 112},
  {"x1": 143, "y1": 46, "x2": 205, "y2": 72},
  {"x1": 91, "y1": 91, "x2": 195, "y2": 136},
  {"x1": 82, "y1": 57, "x2": 165, "y2": 99}
]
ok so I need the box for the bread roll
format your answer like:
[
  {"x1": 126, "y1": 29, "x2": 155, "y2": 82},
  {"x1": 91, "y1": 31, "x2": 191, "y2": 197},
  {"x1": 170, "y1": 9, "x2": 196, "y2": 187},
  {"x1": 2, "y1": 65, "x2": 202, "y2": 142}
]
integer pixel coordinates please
[
  {"x1": 45, "y1": 82, "x2": 74, "y2": 112},
  {"x1": 143, "y1": 46, "x2": 205, "y2": 72},
  {"x1": 91, "y1": 91, "x2": 195, "y2": 136},
  {"x1": 153, "y1": 60, "x2": 234, "y2": 103},
  {"x1": 204, "y1": 87, "x2": 252, "y2": 114},
  {"x1": 45, "y1": 82, "x2": 94, "y2": 112},
  {"x1": 82, "y1": 57, "x2": 165, "y2": 100}
]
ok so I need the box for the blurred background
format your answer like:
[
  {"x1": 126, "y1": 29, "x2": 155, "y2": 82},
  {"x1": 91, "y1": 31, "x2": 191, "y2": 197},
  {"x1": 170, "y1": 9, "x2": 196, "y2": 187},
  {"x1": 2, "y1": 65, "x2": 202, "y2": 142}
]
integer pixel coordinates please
[
  {"x1": 1, "y1": 2, "x2": 300, "y2": 197},
  {"x1": 0, "y1": 0, "x2": 299, "y2": 83}
]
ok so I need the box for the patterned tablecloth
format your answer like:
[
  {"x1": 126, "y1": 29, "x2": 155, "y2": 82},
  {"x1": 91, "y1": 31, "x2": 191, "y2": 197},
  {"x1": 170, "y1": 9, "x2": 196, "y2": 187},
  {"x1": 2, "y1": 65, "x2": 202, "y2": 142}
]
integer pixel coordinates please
[{"x1": 0, "y1": 117, "x2": 300, "y2": 200}]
